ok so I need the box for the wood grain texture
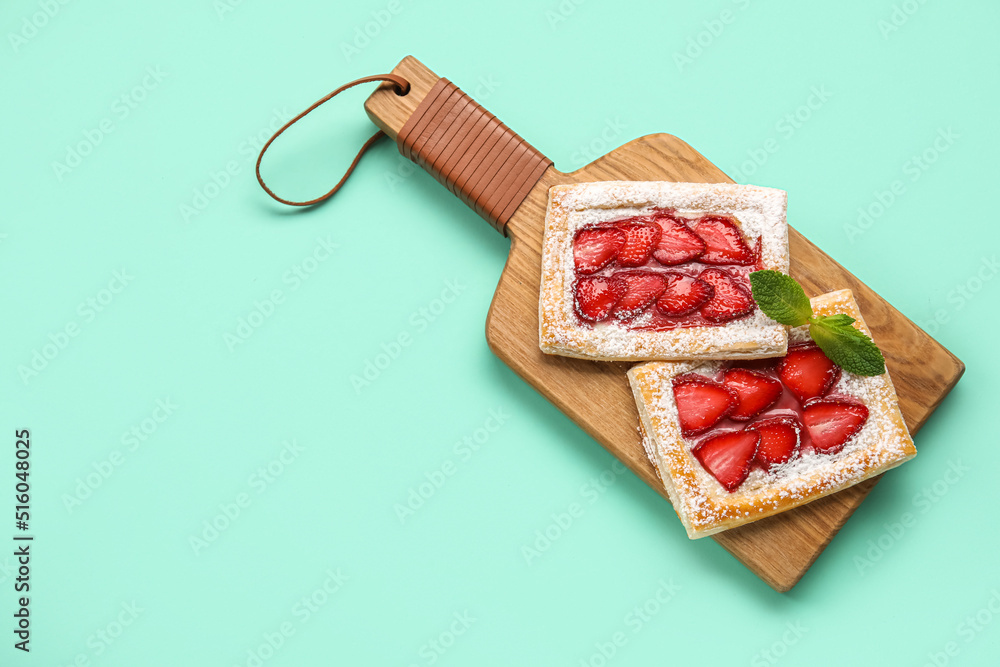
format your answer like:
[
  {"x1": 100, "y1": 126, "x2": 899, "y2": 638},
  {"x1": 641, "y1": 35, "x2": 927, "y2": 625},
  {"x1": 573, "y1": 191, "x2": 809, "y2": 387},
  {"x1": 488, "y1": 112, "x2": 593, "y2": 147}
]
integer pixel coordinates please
[{"x1": 366, "y1": 57, "x2": 965, "y2": 592}]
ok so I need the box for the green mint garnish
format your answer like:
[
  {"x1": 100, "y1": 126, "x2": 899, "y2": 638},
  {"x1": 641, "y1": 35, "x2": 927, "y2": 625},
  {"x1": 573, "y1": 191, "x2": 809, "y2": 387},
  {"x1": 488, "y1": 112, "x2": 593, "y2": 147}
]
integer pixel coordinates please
[
  {"x1": 749, "y1": 270, "x2": 813, "y2": 327},
  {"x1": 809, "y1": 316, "x2": 886, "y2": 376},
  {"x1": 816, "y1": 313, "x2": 856, "y2": 328},
  {"x1": 749, "y1": 270, "x2": 886, "y2": 377}
]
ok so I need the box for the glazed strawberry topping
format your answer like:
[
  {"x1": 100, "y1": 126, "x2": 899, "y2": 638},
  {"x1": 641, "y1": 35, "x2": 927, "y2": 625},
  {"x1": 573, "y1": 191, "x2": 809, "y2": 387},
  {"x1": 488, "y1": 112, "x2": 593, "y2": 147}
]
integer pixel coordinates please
[
  {"x1": 694, "y1": 216, "x2": 754, "y2": 265},
  {"x1": 574, "y1": 275, "x2": 626, "y2": 322},
  {"x1": 693, "y1": 430, "x2": 760, "y2": 492},
  {"x1": 698, "y1": 269, "x2": 756, "y2": 323},
  {"x1": 803, "y1": 399, "x2": 869, "y2": 454},
  {"x1": 672, "y1": 376, "x2": 737, "y2": 436},
  {"x1": 673, "y1": 348, "x2": 871, "y2": 492},
  {"x1": 573, "y1": 227, "x2": 626, "y2": 274},
  {"x1": 649, "y1": 214, "x2": 706, "y2": 266},
  {"x1": 655, "y1": 272, "x2": 714, "y2": 316},
  {"x1": 615, "y1": 221, "x2": 661, "y2": 267},
  {"x1": 748, "y1": 416, "x2": 801, "y2": 469},
  {"x1": 569, "y1": 211, "x2": 760, "y2": 328},
  {"x1": 778, "y1": 343, "x2": 841, "y2": 402},
  {"x1": 612, "y1": 271, "x2": 667, "y2": 320},
  {"x1": 723, "y1": 368, "x2": 782, "y2": 421}
]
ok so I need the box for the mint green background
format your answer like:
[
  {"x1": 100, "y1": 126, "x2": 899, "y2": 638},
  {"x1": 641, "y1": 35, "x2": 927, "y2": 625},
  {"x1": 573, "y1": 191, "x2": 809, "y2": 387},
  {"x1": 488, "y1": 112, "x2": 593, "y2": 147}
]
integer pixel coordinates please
[{"x1": 2, "y1": 0, "x2": 997, "y2": 664}]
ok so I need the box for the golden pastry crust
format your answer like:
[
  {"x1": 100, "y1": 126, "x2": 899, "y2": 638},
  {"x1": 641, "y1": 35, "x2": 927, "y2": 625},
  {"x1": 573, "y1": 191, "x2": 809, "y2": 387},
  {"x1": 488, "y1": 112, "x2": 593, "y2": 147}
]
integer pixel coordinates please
[
  {"x1": 627, "y1": 290, "x2": 916, "y2": 539},
  {"x1": 539, "y1": 181, "x2": 789, "y2": 361}
]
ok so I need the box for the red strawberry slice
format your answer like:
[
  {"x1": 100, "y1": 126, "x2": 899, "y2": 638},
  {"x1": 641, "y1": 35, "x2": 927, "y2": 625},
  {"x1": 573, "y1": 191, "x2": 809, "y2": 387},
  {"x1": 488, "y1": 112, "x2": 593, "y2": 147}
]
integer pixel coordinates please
[
  {"x1": 574, "y1": 275, "x2": 626, "y2": 322},
  {"x1": 747, "y1": 417, "x2": 801, "y2": 469},
  {"x1": 777, "y1": 343, "x2": 841, "y2": 403},
  {"x1": 803, "y1": 399, "x2": 869, "y2": 454},
  {"x1": 612, "y1": 271, "x2": 666, "y2": 320},
  {"x1": 573, "y1": 227, "x2": 626, "y2": 274},
  {"x1": 655, "y1": 272, "x2": 714, "y2": 316},
  {"x1": 698, "y1": 269, "x2": 755, "y2": 323},
  {"x1": 723, "y1": 368, "x2": 783, "y2": 421},
  {"x1": 693, "y1": 430, "x2": 760, "y2": 492},
  {"x1": 614, "y1": 221, "x2": 661, "y2": 267},
  {"x1": 649, "y1": 214, "x2": 706, "y2": 266},
  {"x1": 672, "y1": 376, "x2": 737, "y2": 436},
  {"x1": 694, "y1": 216, "x2": 754, "y2": 265}
]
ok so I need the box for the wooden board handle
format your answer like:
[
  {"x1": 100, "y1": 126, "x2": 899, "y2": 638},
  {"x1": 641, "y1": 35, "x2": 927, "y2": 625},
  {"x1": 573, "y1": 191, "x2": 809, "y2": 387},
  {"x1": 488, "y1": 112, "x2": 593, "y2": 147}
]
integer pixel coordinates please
[{"x1": 365, "y1": 56, "x2": 552, "y2": 235}]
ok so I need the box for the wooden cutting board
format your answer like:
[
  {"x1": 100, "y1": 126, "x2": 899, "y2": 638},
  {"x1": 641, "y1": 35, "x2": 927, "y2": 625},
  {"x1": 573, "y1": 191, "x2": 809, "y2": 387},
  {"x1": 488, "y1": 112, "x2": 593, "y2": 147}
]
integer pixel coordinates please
[{"x1": 366, "y1": 57, "x2": 965, "y2": 592}]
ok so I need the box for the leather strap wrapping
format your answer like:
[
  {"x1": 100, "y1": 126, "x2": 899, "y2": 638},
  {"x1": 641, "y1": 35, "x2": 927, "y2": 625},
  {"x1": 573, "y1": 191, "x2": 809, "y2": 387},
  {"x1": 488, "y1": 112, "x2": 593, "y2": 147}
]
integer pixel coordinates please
[{"x1": 396, "y1": 78, "x2": 552, "y2": 235}]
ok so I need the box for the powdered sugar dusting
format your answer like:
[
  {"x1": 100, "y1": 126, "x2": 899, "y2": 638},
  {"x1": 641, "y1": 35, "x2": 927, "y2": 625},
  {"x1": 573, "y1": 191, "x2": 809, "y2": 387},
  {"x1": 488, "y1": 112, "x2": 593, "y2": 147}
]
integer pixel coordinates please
[
  {"x1": 556, "y1": 181, "x2": 788, "y2": 270},
  {"x1": 627, "y1": 290, "x2": 916, "y2": 538},
  {"x1": 539, "y1": 181, "x2": 789, "y2": 361}
]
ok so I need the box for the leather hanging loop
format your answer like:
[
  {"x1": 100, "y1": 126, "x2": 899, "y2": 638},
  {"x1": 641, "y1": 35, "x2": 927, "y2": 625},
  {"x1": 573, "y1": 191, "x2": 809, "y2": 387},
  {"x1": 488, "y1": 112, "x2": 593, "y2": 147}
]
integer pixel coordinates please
[{"x1": 255, "y1": 73, "x2": 410, "y2": 206}]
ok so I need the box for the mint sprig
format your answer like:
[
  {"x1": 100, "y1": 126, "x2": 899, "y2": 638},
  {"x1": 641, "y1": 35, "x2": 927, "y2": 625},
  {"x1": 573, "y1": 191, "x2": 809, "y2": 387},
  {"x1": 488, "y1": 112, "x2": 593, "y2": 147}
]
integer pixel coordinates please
[
  {"x1": 749, "y1": 270, "x2": 886, "y2": 376},
  {"x1": 809, "y1": 316, "x2": 887, "y2": 376},
  {"x1": 748, "y1": 270, "x2": 812, "y2": 326}
]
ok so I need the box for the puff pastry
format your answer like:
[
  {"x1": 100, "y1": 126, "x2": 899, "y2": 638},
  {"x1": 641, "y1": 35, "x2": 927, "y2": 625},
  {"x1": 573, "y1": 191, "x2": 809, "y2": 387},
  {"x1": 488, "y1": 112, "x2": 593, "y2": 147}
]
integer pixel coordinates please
[
  {"x1": 539, "y1": 181, "x2": 789, "y2": 361},
  {"x1": 628, "y1": 289, "x2": 916, "y2": 539}
]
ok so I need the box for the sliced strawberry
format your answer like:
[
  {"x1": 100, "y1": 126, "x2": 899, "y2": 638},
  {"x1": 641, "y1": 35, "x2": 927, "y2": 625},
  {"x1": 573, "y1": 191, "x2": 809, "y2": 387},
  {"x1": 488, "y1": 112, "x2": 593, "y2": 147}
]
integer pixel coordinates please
[
  {"x1": 803, "y1": 399, "x2": 869, "y2": 454},
  {"x1": 777, "y1": 343, "x2": 841, "y2": 403},
  {"x1": 649, "y1": 214, "x2": 706, "y2": 266},
  {"x1": 573, "y1": 227, "x2": 626, "y2": 274},
  {"x1": 694, "y1": 216, "x2": 754, "y2": 265},
  {"x1": 575, "y1": 275, "x2": 626, "y2": 322},
  {"x1": 614, "y1": 221, "x2": 661, "y2": 267},
  {"x1": 698, "y1": 269, "x2": 755, "y2": 323},
  {"x1": 672, "y1": 376, "x2": 737, "y2": 436},
  {"x1": 723, "y1": 368, "x2": 783, "y2": 421},
  {"x1": 655, "y1": 272, "x2": 714, "y2": 316},
  {"x1": 693, "y1": 430, "x2": 760, "y2": 492},
  {"x1": 612, "y1": 271, "x2": 666, "y2": 320},
  {"x1": 748, "y1": 417, "x2": 801, "y2": 469}
]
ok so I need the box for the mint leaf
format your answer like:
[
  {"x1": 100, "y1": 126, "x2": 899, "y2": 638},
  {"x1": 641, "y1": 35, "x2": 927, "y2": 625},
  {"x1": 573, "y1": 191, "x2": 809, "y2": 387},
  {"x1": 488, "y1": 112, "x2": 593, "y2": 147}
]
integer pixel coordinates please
[
  {"x1": 815, "y1": 313, "x2": 855, "y2": 327},
  {"x1": 748, "y1": 270, "x2": 888, "y2": 376},
  {"x1": 809, "y1": 316, "x2": 886, "y2": 376},
  {"x1": 749, "y1": 270, "x2": 813, "y2": 326}
]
